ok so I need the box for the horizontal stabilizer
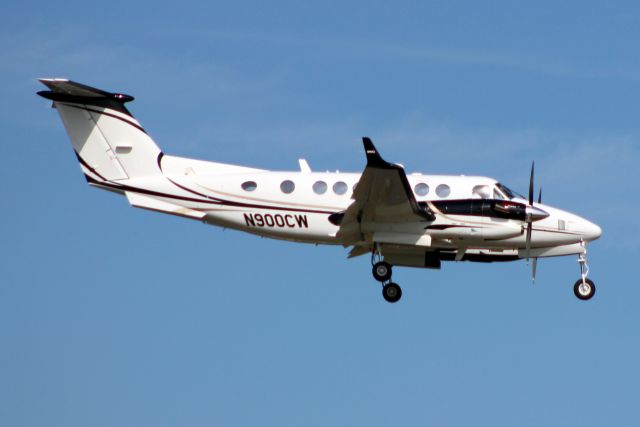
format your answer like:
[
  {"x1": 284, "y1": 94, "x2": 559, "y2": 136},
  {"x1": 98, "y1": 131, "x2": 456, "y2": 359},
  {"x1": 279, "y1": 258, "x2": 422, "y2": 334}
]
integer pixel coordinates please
[
  {"x1": 37, "y1": 78, "x2": 135, "y2": 116},
  {"x1": 126, "y1": 192, "x2": 205, "y2": 220}
]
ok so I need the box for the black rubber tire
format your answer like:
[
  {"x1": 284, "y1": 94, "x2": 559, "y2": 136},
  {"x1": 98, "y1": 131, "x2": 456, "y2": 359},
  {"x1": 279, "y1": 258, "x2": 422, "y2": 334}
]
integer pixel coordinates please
[
  {"x1": 382, "y1": 282, "x2": 402, "y2": 303},
  {"x1": 573, "y1": 278, "x2": 596, "y2": 300},
  {"x1": 372, "y1": 261, "x2": 392, "y2": 282}
]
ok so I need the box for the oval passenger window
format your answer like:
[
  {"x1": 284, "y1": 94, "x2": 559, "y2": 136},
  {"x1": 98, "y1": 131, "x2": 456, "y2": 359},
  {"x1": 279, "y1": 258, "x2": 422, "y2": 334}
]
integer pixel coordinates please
[
  {"x1": 333, "y1": 181, "x2": 348, "y2": 195},
  {"x1": 414, "y1": 183, "x2": 429, "y2": 196},
  {"x1": 436, "y1": 184, "x2": 451, "y2": 198},
  {"x1": 280, "y1": 180, "x2": 295, "y2": 194},
  {"x1": 313, "y1": 181, "x2": 328, "y2": 194},
  {"x1": 241, "y1": 181, "x2": 257, "y2": 192}
]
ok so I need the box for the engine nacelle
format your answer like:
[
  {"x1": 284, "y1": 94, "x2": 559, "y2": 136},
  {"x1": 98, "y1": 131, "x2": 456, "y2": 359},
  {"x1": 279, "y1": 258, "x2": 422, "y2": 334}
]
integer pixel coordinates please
[{"x1": 427, "y1": 223, "x2": 521, "y2": 241}]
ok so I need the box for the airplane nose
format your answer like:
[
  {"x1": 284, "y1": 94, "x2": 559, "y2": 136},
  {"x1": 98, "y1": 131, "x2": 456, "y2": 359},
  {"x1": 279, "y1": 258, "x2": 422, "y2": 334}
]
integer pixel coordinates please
[{"x1": 582, "y1": 220, "x2": 602, "y2": 241}]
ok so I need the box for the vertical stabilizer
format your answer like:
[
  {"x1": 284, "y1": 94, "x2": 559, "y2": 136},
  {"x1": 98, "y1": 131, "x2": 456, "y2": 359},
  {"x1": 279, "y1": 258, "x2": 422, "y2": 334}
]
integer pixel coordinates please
[{"x1": 38, "y1": 79, "x2": 162, "y2": 182}]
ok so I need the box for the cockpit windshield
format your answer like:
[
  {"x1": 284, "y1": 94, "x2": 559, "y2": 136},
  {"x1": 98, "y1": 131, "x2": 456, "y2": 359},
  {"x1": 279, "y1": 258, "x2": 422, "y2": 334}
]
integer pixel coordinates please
[{"x1": 495, "y1": 183, "x2": 525, "y2": 200}]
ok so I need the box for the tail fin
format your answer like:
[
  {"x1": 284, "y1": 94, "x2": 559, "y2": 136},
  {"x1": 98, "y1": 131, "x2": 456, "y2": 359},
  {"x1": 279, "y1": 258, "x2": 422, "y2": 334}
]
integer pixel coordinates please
[{"x1": 37, "y1": 79, "x2": 162, "y2": 182}]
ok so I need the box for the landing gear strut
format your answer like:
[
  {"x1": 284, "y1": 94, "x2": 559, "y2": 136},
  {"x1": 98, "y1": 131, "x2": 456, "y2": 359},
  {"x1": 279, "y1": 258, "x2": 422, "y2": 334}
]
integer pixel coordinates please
[
  {"x1": 372, "y1": 246, "x2": 402, "y2": 303},
  {"x1": 574, "y1": 241, "x2": 596, "y2": 300}
]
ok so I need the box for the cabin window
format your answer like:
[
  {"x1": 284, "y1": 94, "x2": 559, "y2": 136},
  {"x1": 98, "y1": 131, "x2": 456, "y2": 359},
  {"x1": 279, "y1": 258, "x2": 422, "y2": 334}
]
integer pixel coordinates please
[
  {"x1": 241, "y1": 181, "x2": 257, "y2": 192},
  {"x1": 414, "y1": 183, "x2": 429, "y2": 196},
  {"x1": 436, "y1": 184, "x2": 451, "y2": 198},
  {"x1": 333, "y1": 181, "x2": 348, "y2": 195},
  {"x1": 313, "y1": 181, "x2": 327, "y2": 194},
  {"x1": 280, "y1": 180, "x2": 295, "y2": 194},
  {"x1": 472, "y1": 185, "x2": 491, "y2": 199}
]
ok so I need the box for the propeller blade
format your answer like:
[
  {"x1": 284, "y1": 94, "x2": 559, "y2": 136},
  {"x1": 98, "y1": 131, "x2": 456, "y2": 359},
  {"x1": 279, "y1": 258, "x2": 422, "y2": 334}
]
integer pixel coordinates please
[
  {"x1": 525, "y1": 222, "x2": 532, "y2": 261},
  {"x1": 528, "y1": 161, "x2": 535, "y2": 206},
  {"x1": 526, "y1": 163, "x2": 540, "y2": 283}
]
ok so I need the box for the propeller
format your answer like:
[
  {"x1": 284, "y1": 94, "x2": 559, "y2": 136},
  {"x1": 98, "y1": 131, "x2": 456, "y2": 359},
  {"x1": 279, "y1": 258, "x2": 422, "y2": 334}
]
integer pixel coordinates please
[
  {"x1": 525, "y1": 164, "x2": 547, "y2": 282},
  {"x1": 525, "y1": 162, "x2": 535, "y2": 261}
]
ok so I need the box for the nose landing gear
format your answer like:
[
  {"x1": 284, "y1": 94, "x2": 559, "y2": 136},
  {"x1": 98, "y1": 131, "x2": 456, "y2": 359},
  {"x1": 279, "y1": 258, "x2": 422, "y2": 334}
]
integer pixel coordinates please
[
  {"x1": 574, "y1": 241, "x2": 596, "y2": 300},
  {"x1": 372, "y1": 249, "x2": 402, "y2": 303}
]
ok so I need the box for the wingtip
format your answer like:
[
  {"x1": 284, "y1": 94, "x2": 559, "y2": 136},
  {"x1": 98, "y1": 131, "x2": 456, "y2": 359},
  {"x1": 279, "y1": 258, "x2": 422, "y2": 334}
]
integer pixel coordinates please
[
  {"x1": 362, "y1": 136, "x2": 377, "y2": 155},
  {"x1": 362, "y1": 136, "x2": 391, "y2": 168},
  {"x1": 37, "y1": 77, "x2": 69, "y2": 87}
]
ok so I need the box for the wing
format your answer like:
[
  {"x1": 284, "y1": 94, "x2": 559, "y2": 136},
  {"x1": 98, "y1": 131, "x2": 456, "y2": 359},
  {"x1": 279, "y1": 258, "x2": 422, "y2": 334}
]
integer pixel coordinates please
[{"x1": 336, "y1": 137, "x2": 435, "y2": 245}]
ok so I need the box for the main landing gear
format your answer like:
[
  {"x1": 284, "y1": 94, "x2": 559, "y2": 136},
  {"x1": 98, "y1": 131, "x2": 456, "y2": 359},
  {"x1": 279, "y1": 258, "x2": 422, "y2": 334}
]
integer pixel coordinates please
[
  {"x1": 372, "y1": 249, "x2": 402, "y2": 303},
  {"x1": 574, "y1": 241, "x2": 596, "y2": 301}
]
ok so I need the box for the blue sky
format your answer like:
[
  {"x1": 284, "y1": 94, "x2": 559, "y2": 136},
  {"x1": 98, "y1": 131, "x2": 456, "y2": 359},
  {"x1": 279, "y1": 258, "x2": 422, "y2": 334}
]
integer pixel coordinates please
[{"x1": 2, "y1": 1, "x2": 640, "y2": 425}]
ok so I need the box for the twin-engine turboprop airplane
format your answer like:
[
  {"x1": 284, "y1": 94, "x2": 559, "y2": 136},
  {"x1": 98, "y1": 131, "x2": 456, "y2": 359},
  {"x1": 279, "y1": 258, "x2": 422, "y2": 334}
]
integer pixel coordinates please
[{"x1": 38, "y1": 79, "x2": 602, "y2": 303}]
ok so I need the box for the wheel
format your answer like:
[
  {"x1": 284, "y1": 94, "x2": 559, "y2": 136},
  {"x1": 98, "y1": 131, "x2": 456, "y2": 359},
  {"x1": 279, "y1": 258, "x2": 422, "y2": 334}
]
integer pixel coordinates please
[
  {"x1": 573, "y1": 278, "x2": 596, "y2": 300},
  {"x1": 372, "y1": 261, "x2": 392, "y2": 282},
  {"x1": 382, "y1": 282, "x2": 402, "y2": 303}
]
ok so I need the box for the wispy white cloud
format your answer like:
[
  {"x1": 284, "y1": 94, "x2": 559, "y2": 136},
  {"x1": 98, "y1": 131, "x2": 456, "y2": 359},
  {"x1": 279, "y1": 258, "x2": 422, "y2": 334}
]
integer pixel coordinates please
[
  {"x1": 172, "y1": 28, "x2": 640, "y2": 81},
  {"x1": 352, "y1": 42, "x2": 640, "y2": 81},
  {"x1": 10, "y1": 23, "x2": 638, "y2": 249},
  {"x1": 13, "y1": 21, "x2": 632, "y2": 84}
]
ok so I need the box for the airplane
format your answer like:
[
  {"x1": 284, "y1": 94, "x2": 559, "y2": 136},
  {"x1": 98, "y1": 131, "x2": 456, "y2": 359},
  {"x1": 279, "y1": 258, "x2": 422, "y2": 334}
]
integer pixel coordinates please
[{"x1": 37, "y1": 79, "x2": 602, "y2": 303}]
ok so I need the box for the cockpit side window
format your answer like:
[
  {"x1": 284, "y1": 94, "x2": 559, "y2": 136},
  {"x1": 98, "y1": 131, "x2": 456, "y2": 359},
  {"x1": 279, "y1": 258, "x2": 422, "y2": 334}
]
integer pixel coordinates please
[
  {"x1": 495, "y1": 183, "x2": 524, "y2": 200},
  {"x1": 472, "y1": 185, "x2": 491, "y2": 199}
]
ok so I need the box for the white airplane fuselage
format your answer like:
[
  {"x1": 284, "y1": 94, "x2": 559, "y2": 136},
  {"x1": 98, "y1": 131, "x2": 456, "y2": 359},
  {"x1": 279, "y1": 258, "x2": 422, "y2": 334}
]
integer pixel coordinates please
[
  {"x1": 38, "y1": 79, "x2": 602, "y2": 301},
  {"x1": 104, "y1": 153, "x2": 601, "y2": 257}
]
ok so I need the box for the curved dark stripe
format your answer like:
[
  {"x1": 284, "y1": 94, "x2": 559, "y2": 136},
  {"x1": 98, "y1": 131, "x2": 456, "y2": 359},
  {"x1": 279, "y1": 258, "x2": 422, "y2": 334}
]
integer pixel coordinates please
[
  {"x1": 157, "y1": 152, "x2": 164, "y2": 171},
  {"x1": 87, "y1": 173, "x2": 336, "y2": 215},
  {"x1": 80, "y1": 150, "x2": 337, "y2": 215},
  {"x1": 86, "y1": 176, "x2": 223, "y2": 205},
  {"x1": 156, "y1": 152, "x2": 224, "y2": 200},
  {"x1": 64, "y1": 103, "x2": 147, "y2": 134},
  {"x1": 166, "y1": 176, "x2": 216, "y2": 200},
  {"x1": 74, "y1": 150, "x2": 107, "y2": 181},
  {"x1": 152, "y1": 152, "x2": 218, "y2": 200},
  {"x1": 157, "y1": 159, "x2": 336, "y2": 214}
]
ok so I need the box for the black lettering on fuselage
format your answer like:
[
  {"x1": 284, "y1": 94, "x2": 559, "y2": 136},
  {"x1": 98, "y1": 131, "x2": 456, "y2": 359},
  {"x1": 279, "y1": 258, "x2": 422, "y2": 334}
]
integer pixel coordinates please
[
  {"x1": 244, "y1": 213, "x2": 256, "y2": 227},
  {"x1": 265, "y1": 214, "x2": 275, "y2": 227},
  {"x1": 243, "y1": 213, "x2": 308, "y2": 229},
  {"x1": 295, "y1": 214, "x2": 308, "y2": 228},
  {"x1": 284, "y1": 215, "x2": 295, "y2": 227}
]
